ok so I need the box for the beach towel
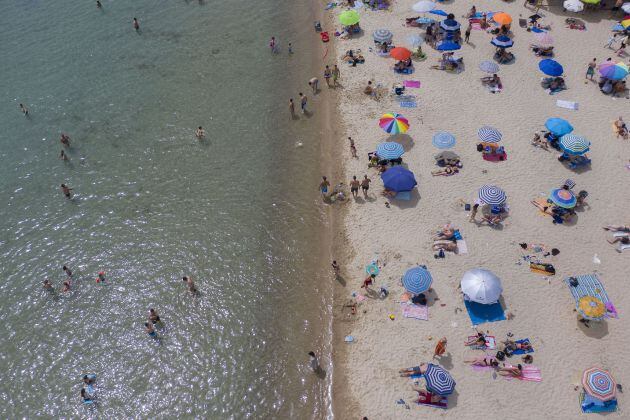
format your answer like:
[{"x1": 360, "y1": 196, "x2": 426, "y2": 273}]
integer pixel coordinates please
[
  {"x1": 482, "y1": 151, "x2": 507, "y2": 162},
  {"x1": 401, "y1": 303, "x2": 428, "y2": 320},
  {"x1": 464, "y1": 300, "x2": 506, "y2": 325},
  {"x1": 519, "y1": 18, "x2": 527, "y2": 28},
  {"x1": 399, "y1": 101, "x2": 418, "y2": 108},
  {"x1": 556, "y1": 100, "x2": 578, "y2": 110},
  {"x1": 564, "y1": 274, "x2": 618, "y2": 319},
  {"x1": 511, "y1": 339, "x2": 534, "y2": 355},
  {"x1": 580, "y1": 392, "x2": 618, "y2": 413},
  {"x1": 456, "y1": 239, "x2": 468, "y2": 255},
  {"x1": 467, "y1": 335, "x2": 496, "y2": 349},
  {"x1": 531, "y1": 197, "x2": 553, "y2": 217},
  {"x1": 356, "y1": 294, "x2": 367, "y2": 303},
  {"x1": 395, "y1": 191, "x2": 412, "y2": 200},
  {"x1": 503, "y1": 365, "x2": 542, "y2": 382},
  {"x1": 403, "y1": 80, "x2": 421, "y2": 88},
  {"x1": 472, "y1": 364, "x2": 496, "y2": 372},
  {"x1": 416, "y1": 393, "x2": 448, "y2": 409}
]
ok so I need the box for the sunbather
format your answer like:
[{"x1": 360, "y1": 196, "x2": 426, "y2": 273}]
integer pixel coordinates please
[
  {"x1": 432, "y1": 241, "x2": 457, "y2": 252},
  {"x1": 603, "y1": 225, "x2": 630, "y2": 232},
  {"x1": 465, "y1": 333, "x2": 486, "y2": 347},
  {"x1": 482, "y1": 214, "x2": 502, "y2": 225},
  {"x1": 410, "y1": 384, "x2": 444, "y2": 404},
  {"x1": 498, "y1": 364, "x2": 523, "y2": 378},
  {"x1": 531, "y1": 133, "x2": 549, "y2": 150},
  {"x1": 502, "y1": 339, "x2": 532, "y2": 352},
  {"x1": 464, "y1": 355, "x2": 499, "y2": 367},
  {"x1": 399, "y1": 363, "x2": 428, "y2": 377},
  {"x1": 608, "y1": 235, "x2": 630, "y2": 245},
  {"x1": 433, "y1": 225, "x2": 455, "y2": 240},
  {"x1": 431, "y1": 166, "x2": 459, "y2": 176},
  {"x1": 495, "y1": 49, "x2": 513, "y2": 64},
  {"x1": 614, "y1": 117, "x2": 629, "y2": 139}
]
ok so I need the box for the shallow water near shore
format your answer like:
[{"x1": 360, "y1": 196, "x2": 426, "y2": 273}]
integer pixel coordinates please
[{"x1": 0, "y1": 0, "x2": 332, "y2": 417}]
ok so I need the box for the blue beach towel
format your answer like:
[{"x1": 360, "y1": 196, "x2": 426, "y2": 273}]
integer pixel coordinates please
[
  {"x1": 399, "y1": 101, "x2": 417, "y2": 108},
  {"x1": 581, "y1": 393, "x2": 618, "y2": 413},
  {"x1": 395, "y1": 191, "x2": 411, "y2": 200},
  {"x1": 511, "y1": 339, "x2": 534, "y2": 355},
  {"x1": 464, "y1": 300, "x2": 506, "y2": 325}
]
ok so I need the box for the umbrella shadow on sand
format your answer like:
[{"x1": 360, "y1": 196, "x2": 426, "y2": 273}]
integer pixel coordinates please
[
  {"x1": 387, "y1": 134, "x2": 415, "y2": 152},
  {"x1": 387, "y1": 188, "x2": 420, "y2": 209},
  {"x1": 576, "y1": 316, "x2": 609, "y2": 339}
]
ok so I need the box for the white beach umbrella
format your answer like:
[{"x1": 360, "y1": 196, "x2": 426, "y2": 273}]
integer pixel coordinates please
[
  {"x1": 564, "y1": 0, "x2": 584, "y2": 12},
  {"x1": 622, "y1": 2, "x2": 630, "y2": 13},
  {"x1": 461, "y1": 269, "x2": 503, "y2": 304},
  {"x1": 412, "y1": 1, "x2": 436, "y2": 13}
]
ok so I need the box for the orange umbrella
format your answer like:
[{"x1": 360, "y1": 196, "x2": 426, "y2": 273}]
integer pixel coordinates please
[
  {"x1": 493, "y1": 12, "x2": 512, "y2": 26},
  {"x1": 390, "y1": 47, "x2": 412, "y2": 61}
]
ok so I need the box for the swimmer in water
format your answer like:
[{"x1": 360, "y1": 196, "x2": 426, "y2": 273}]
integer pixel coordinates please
[
  {"x1": 60, "y1": 133, "x2": 70, "y2": 147},
  {"x1": 96, "y1": 0, "x2": 102, "y2": 8},
  {"x1": 62, "y1": 280, "x2": 71, "y2": 293},
  {"x1": 182, "y1": 276, "x2": 198, "y2": 294},
  {"x1": 195, "y1": 126, "x2": 205, "y2": 139},
  {"x1": 83, "y1": 375, "x2": 95, "y2": 386},
  {"x1": 63, "y1": 265, "x2": 73, "y2": 277},
  {"x1": 133, "y1": 18, "x2": 140, "y2": 31},
  {"x1": 19, "y1": 103, "x2": 29, "y2": 115},
  {"x1": 80, "y1": 388, "x2": 94, "y2": 404},
  {"x1": 61, "y1": 184, "x2": 73, "y2": 199},
  {"x1": 59, "y1": 150, "x2": 69, "y2": 161},
  {"x1": 43, "y1": 279, "x2": 54, "y2": 291},
  {"x1": 96, "y1": 271, "x2": 106, "y2": 283},
  {"x1": 145, "y1": 322, "x2": 157, "y2": 338},
  {"x1": 148, "y1": 308, "x2": 161, "y2": 325}
]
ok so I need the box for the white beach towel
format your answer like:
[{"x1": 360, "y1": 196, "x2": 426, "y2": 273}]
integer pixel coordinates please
[
  {"x1": 556, "y1": 100, "x2": 579, "y2": 110},
  {"x1": 456, "y1": 240, "x2": 468, "y2": 254}
]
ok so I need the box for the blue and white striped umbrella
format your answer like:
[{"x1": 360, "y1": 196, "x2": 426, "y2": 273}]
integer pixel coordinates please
[
  {"x1": 479, "y1": 60, "x2": 500, "y2": 73},
  {"x1": 477, "y1": 126, "x2": 502, "y2": 143},
  {"x1": 425, "y1": 364, "x2": 456, "y2": 396},
  {"x1": 432, "y1": 132, "x2": 456, "y2": 149},
  {"x1": 478, "y1": 185, "x2": 507, "y2": 205},
  {"x1": 491, "y1": 35, "x2": 514, "y2": 48},
  {"x1": 559, "y1": 134, "x2": 590, "y2": 155},
  {"x1": 402, "y1": 266, "x2": 433, "y2": 295},
  {"x1": 376, "y1": 142, "x2": 405, "y2": 159},
  {"x1": 373, "y1": 29, "x2": 393, "y2": 43},
  {"x1": 440, "y1": 19, "x2": 461, "y2": 31}
]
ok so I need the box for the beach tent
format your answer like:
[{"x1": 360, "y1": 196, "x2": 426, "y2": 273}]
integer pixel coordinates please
[
  {"x1": 461, "y1": 269, "x2": 502, "y2": 304},
  {"x1": 402, "y1": 266, "x2": 433, "y2": 294},
  {"x1": 381, "y1": 166, "x2": 417, "y2": 192}
]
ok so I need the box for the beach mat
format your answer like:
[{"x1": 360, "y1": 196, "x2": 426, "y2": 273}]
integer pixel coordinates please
[
  {"x1": 399, "y1": 101, "x2": 417, "y2": 108},
  {"x1": 580, "y1": 392, "x2": 618, "y2": 413},
  {"x1": 564, "y1": 274, "x2": 618, "y2": 319},
  {"x1": 403, "y1": 80, "x2": 421, "y2": 88},
  {"x1": 482, "y1": 152, "x2": 507, "y2": 162},
  {"x1": 556, "y1": 100, "x2": 578, "y2": 110},
  {"x1": 511, "y1": 339, "x2": 534, "y2": 355},
  {"x1": 456, "y1": 239, "x2": 468, "y2": 255},
  {"x1": 401, "y1": 303, "x2": 428, "y2": 320},
  {"x1": 464, "y1": 300, "x2": 506, "y2": 325}
]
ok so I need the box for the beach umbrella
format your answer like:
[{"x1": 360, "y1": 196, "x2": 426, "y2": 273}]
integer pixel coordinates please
[
  {"x1": 479, "y1": 60, "x2": 500, "y2": 73},
  {"x1": 623, "y1": 17, "x2": 630, "y2": 28},
  {"x1": 434, "y1": 150, "x2": 459, "y2": 161},
  {"x1": 578, "y1": 296, "x2": 606, "y2": 320},
  {"x1": 533, "y1": 32, "x2": 554, "y2": 47},
  {"x1": 581, "y1": 0, "x2": 601, "y2": 4},
  {"x1": 549, "y1": 188, "x2": 577, "y2": 209},
  {"x1": 365, "y1": 263, "x2": 380, "y2": 276},
  {"x1": 402, "y1": 266, "x2": 433, "y2": 294},
  {"x1": 407, "y1": 34, "x2": 425, "y2": 47},
  {"x1": 339, "y1": 10, "x2": 360, "y2": 26},
  {"x1": 545, "y1": 118, "x2": 573, "y2": 136},
  {"x1": 492, "y1": 12, "x2": 512, "y2": 26},
  {"x1": 564, "y1": 0, "x2": 585, "y2": 11},
  {"x1": 477, "y1": 126, "x2": 502, "y2": 143},
  {"x1": 478, "y1": 185, "x2": 507, "y2": 205},
  {"x1": 539, "y1": 59, "x2": 564, "y2": 76},
  {"x1": 461, "y1": 269, "x2": 503, "y2": 304},
  {"x1": 598, "y1": 62, "x2": 629, "y2": 80},
  {"x1": 379, "y1": 113, "x2": 409, "y2": 134},
  {"x1": 436, "y1": 40, "x2": 461, "y2": 51},
  {"x1": 432, "y1": 132, "x2": 456, "y2": 149},
  {"x1": 412, "y1": 0, "x2": 436, "y2": 13},
  {"x1": 559, "y1": 134, "x2": 590, "y2": 155},
  {"x1": 390, "y1": 47, "x2": 412, "y2": 61},
  {"x1": 583, "y1": 367, "x2": 617, "y2": 401},
  {"x1": 381, "y1": 166, "x2": 417, "y2": 192},
  {"x1": 440, "y1": 19, "x2": 461, "y2": 31},
  {"x1": 623, "y1": 3, "x2": 630, "y2": 13},
  {"x1": 376, "y1": 142, "x2": 405, "y2": 159},
  {"x1": 430, "y1": 9, "x2": 448, "y2": 16},
  {"x1": 373, "y1": 29, "x2": 393, "y2": 43},
  {"x1": 491, "y1": 35, "x2": 514, "y2": 48},
  {"x1": 424, "y1": 364, "x2": 456, "y2": 396}
]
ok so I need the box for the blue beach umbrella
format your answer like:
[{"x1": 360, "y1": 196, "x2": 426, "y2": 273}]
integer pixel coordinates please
[
  {"x1": 545, "y1": 118, "x2": 573, "y2": 136},
  {"x1": 477, "y1": 126, "x2": 502, "y2": 143},
  {"x1": 373, "y1": 29, "x2": 393, "y2": 43},
  {"x1": 376, "y1": 142, "x2": 405, "y2": 159},
  {"x1": 402, "y1": 266, "x2": 433, "y2": 294},
  {"x1": 437, "y1": 41, "x2": 461, "y2": 51},
  {"x1": 479, "y1": 60, "x2": 500, "y2": 73},
  {"x1": 425, "y1": 364, "x2": 456, "y2": 396},
  {"x1": 549, "y1": 188, "x2": 577, "y2": 209},
  {"x1": 539, "y1": 59, "x2": 564, "y2": 76},
  {"x1": 432, "y1": 132, "x2": 456, "y2": 149},
  {"x1": 478, "y1": 185, "x2": 507, "y2": 205},
  {"x1": 559, "y1": 134, "x2": 590, "y2": 155},
  {"x1": 491, "y1": 35, "x2": 514, "y2": 48},
  {"x1": 440, "y1": 19, "x2": 461, "y2": 31},
  {"x1": 381, "y1": 166, "x2": 417, "y2": 192},
  {"x1": 365, "y1": 263, "x2": 380, "y2": 276},
  {"x1": 430, "y1": 9, "x2": 448, "y2": 16},
  {"x1": 531, "y1": 26, "x2": 546, "y2": 33}
]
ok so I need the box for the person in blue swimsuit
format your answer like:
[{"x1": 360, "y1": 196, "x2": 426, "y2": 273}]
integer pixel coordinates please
[
  {"x1": 145, "y1": 322, "x2": 157, "y2": 338},
  {"x1": 80, "y1": 388, "x2": 94, "y2": 404}
]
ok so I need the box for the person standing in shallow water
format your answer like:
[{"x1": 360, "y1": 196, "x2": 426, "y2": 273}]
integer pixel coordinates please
[
  {"x1": 19, "y1": 103, "x2": 28, "y2": 116},
  {"x1": 289, "y1": 98, "x2": 295, "y2": 117},
  {"x1": 61, "y1": 184, "x2": 73, "y2": 199},
  {"x1": 133, "y1": 18, "x2": 140, "y2": 32}
]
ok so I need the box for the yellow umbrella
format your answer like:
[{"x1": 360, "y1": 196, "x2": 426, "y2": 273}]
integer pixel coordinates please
[
  {"x1": 492, "y1": 12, "x2": 512, "y2": 26},
  {"x1": 621, "y1": 18, "x2": 630, "y2": 29},
  {"x1": 578, "y1": 296, "x2": 606, "y2": 319}
]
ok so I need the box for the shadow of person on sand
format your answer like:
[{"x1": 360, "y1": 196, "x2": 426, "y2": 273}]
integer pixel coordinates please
[
  {"x1": 435, "y1": 352, "x2": 454, "y2": 370},
  {"x1": 335, "y1": 274, "x2": 346, "y2": 287}
]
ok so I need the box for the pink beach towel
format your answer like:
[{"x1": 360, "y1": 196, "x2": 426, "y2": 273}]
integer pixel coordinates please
[
  {"x1": 403, "y1": 80, "x2": 421, "y2": 88},
  {"x1": 502, "y1": 365, "x2": 542, "y2": 382},
  {"x1": 401, "y1": 303, "x2": 428, "y2": 320},
  {"x1": 472, "y1": 364, "x2": 495, "y2": 372}
]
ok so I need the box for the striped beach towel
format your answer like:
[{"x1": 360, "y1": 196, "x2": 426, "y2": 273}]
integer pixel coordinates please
[{"x1": 564, "y1": 274, "x2": 618, "y2": 318}]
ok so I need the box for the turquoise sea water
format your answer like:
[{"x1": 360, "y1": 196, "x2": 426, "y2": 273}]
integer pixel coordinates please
[{"x1": 0, "y1": 0, "x2": 332, "y2": 417}]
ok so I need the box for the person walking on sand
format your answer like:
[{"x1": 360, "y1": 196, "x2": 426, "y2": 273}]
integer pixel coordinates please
[
  {"x1": 308, "y1": 77, "x2": 319, "y2": 94},
  {"x1": 361, "y1": 175, "x2": 371, "y2": 198},
  {"x1": 319, "y1": 176, "x2": 330, "y2": 196},
  {"x1": 61, "y1": 184, "x2": 73, "y2": 199},
  {"x1": 350, "y1": 176, "x2": 360, "y2": 198},
  {"x1": 331, "y1": 261, "x2": 340, "y2": 276},
  {"x1": 323, "y1": 66, "x2": 332, "y2": 87},
  {"x1": 604, "y1": 34, "x2": 617, "y2": 49},
  {"x1": 269, "y1": 37, "x2": 277, "y2": 53},
  {"x1": 464, "y1": 24, "x2": 472, "y2": 43},
  {"x1": 300, "y1": 92, "x2": 308, "y2": 113},
  {"x1": 289, "y1": 98, "x2": 295, "y2": 117},
  {"x1": 586, "y1": 58, "x2": 596, "y2": 81},
  {"x1": 308, "y1": 351, "x2": 321, "y2": 373},
  {"x1": 433, "y1": 337, "x2": 447, "y2": 358},
  {"x1": 469, "y1": 203, "x2": 479, "y2": 222},
  {"x1": 332, "y1": 65, "x2": 340, "y2": 87},
  {"x1": 133, "y1": 18, "x2": 140, "y2": 32},
  {"x1": 348, "y1": 137, "x2": 357, "y2": 158},
  {"x1": 19, "y1": 103, "x2": 29, "y2": 116}
]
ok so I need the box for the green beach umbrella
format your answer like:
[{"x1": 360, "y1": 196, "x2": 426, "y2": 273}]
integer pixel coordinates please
[
  {"x1": 339, "y1": 10, "x2": 360, "y2": 26},
  {"x1": 580, "y1": 0, "x2": 600, "y2": 4}
]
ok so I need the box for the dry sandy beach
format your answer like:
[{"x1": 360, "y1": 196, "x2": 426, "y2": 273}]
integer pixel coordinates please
[{"x1": 324, "y1": 1, "x2": 630, "y2": 419}]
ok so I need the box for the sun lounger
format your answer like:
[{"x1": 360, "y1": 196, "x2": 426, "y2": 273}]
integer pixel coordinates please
[{"x1": 511, "y1": 339, "x2": 534, "y2": 355}]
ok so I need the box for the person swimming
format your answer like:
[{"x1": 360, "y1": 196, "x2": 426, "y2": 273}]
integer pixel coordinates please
[
  {"x1": 182, "y1": 276, "x2": 198, "y2": 294},
  {"x1": 43, "y1": 279, "x2": 54, "y2": 292},
  {"x1": 96, "y1": 271, "x2": 106, "y2": 283},
  {"x1": 195, "y1": 126, "x2": 205, "y2": 139},
  {"x1": 145, "y1": 322, "x2": 157, "y2": 338},
  {"x1": 80, "y1": 388, "x2": 94, "y2": 404},
  {"x1": 61, "y1": 184, "x2": 73, "y2": 199},
  {"x1": 148, "y1": 308, "x2": 162, "y2": 325},
  {"x1": 60, "y1": 133, "x2": 70, "y2": 147},
  {"x1": 62, "y1": 281, "x2": 71, "y2": 293},
  {"x1": 63, "y1": 265, "x2": 73, "y2": 277}
]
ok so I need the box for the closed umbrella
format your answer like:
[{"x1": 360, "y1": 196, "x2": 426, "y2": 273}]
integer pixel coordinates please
[
  {"x1": 478, "y1": 126, "x2": 502, "y2": 143},
  {"x1": 402, "y1": 266, "x2": 433, "y2": 294},
  {"x1": 583, "y1": 367, "x2": 617, "y2": 402},
  {"x1": 492, "y1": 12, "x2": 512, "y2": 26},
  {"x1": 539, "y1": 59, "x2": 564, "y2": 76},
  {"x1": 412, "y1": 1, "x2": 436, "y2": 13},
  {"x1": 437, "y1": 41, "x2": 461, "y2": 51},
  {"x1": 424, "y1": 364, "x2": 456, "y2": 396},
  {"x1": 559, "y1": 134, "x2": 590, "y2": 155},
  {"x1": 545, "y1": 118, "x2": 573, "y2": 136},
  {"x1": 339, "y1": 10, "x2": 360, "y2": 26},
  {"x1": 440, "y1": 19, "x2": 461, "y2": 31},
  {"x1": 479, "y1": 60, "x2": 500, "y2": 73},
  {"x1": 478, "y1": 185, "x2": 507, "y2": 205},
  {"x1": 381, "y1": 166, "x2": 417, "y2": 192},
  {"x1": 373, "y1": 29, "x2": 393, "y2": 43},
  {"x1": 598, "y1": 62, "x2": 629, "y2": 81},
  {"x1": 376, "y1": 142, "x2": 405, "y2": 159},
  {"x1": 390, "y1": 47, "x2": 412, "y2": 61},
  {"x1": 491, "y1": 35, "x2": 514, "y2": 48},
  {"x1": 461, "y1": 269, "x2": 503, "y2": 304},
  {"x1": 549, "y1": 188, "x2": 577, "y2": 209},
  {"x1": 432, "y1": 132, "x2": 456, "y2": 149},
  {"x1": 564, "y1": 0, "x2": 584, "y2": 11},
  {"x1": 379, "y1": 113, "x2": 409, "y2": 134}
]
